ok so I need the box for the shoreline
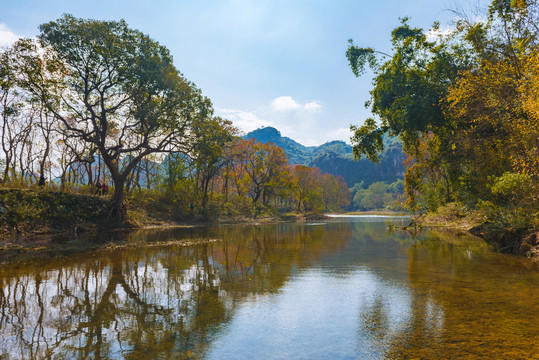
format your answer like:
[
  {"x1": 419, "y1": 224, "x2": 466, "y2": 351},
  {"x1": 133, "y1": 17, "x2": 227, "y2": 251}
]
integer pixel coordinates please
[
  {"x1": 414, "y1": 211, "x2": 539, "y2": 262},
  {"x1": 329, "y1": 210, "x2": 539, "y2": 262},
  {"x1": 2, "y1": 199, "x2": 537, "y2": 264},
  {"x1": 0, "y1": 212, "x2": 330, "y2": 265}
]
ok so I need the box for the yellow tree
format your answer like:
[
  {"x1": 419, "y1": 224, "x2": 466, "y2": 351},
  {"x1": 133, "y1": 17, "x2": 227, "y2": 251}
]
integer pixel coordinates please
[
  {"x1": 240, "y1": 139, "x2": 290, "y2": 205},
  {"x1": 519, "y1": 50, "x2": 539, "y2": 178},
  {"x1": 292, "y1": 165, "x2": 323, "y2": 212}
]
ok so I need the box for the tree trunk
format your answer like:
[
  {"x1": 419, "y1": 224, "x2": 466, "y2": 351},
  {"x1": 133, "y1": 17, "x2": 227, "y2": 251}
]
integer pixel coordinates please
[
  {"x1": 110, "y1": 177, "x2": 127, "y2": 222},
  {"x1": 201, "y1": 175, "x2": 210, "y2": 209},
  {"x1": 252, "y1": 189, "x2": 261, "y2": 204},
  {"x1": 38, "y1": 138, "x2": 50, "y2": 186},
  {"x1": 224, "y1": 165, "x2": 229, "y2": 202},
  {"x1": 2, "y1": 154, "x2": 11, "y2": 183},
  {"x1": 109, "y1": 174, "x2": 127, "y2": 221}
]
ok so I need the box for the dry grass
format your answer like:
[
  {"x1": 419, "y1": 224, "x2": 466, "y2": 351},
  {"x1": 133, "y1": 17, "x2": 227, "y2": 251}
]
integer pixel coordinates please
[{"x1": 415, "y1": 203, "x2": 486, "y2": 231}]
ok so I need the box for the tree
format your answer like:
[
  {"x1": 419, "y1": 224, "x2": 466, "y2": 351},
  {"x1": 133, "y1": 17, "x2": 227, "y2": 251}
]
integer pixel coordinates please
[
  {"x1": 346, "y1": 1, "x2": 539, "y2": 214},
  {"x1": 0, "y1": 51, "x2": 35, "y2": 183},
  {"x1": 191, "y1": 117, "x2": 236, "y2": 209},
  {"x1": 11, "y1": 14, "x2": 211, "y2": 220},
  {"x1": 346, "y1": 18, "x2": 473, "y2": 209},
  {"x1": 241, "y1": 139, "x2": 290, "y2": 205},
  {"x1": 320, "y1": 173, "x2": 351, "y2": 211},
  {"x1": 292, "y1": 165, "x2": 323, "y2": 212}
]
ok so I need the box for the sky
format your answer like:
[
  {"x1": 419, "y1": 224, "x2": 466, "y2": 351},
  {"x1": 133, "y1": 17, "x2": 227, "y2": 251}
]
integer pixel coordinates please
[{"x1": 0, "y1": 0, "x2": 487, "y2": 146}]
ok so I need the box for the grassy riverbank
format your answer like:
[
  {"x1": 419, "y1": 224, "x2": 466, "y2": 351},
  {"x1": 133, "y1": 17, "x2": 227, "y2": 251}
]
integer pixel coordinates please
[
  {"x1": 0, "y1": 188, "x2": 326, "y2": 241},
  {"x1": 0, "y1": 188, "x2": 112, "y2": 237},
  {"x1": 415, "y1": 203, "x2": 539, "y2": 261},
  {"x1": 2, "y1": 189, "x2": 537, "y2": 262}
]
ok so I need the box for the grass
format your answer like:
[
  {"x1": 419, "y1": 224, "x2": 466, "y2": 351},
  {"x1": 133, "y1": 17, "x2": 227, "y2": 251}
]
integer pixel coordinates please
[
  {"x1": 0, "y1": 188, "x2": 112, "y2": 238},
  {"x1": 414, "y1": 203, "x2": 485, "y2": 231}
]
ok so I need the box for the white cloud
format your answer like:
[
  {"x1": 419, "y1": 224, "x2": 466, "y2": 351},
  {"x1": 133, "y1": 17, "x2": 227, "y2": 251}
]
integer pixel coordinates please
[
  {"x1": 272, "y1": 96, "x2": 301, "y2": 111},
  {"x1": 304, "y1": 101, "x2": 321, "y2": 111},
  {"x1": 216, "y1": 108, "x2": 273, "y2": 133},
  {"x1": 327, "y1": 127, "x2": 353, "y2": 144},
  {"x1": 0, "y1": 23, "x2": 20, "y2": 48},
  {"x1": 271, "y1": 96, "x2": 321, "y2": 112},
  {"x1": 217, "y1": 96, "x2": 327, "y2": 146}
]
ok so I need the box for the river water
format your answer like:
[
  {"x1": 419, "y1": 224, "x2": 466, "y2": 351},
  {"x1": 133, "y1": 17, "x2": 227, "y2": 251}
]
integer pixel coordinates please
[{"x1": 0, "y1": 216, "x2": 538, "y2": 359}]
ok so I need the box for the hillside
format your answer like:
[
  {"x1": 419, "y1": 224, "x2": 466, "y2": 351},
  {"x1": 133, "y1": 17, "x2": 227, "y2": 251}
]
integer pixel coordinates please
[
  {"x1": 243, "y1": 127, "x2": 405, "y2": 187},
  {"x1": 243, "y1": 127, "x2": 314, "y2": 165}
]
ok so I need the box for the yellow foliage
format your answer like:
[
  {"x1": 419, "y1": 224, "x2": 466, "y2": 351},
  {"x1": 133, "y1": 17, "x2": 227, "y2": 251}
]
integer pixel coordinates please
[{"x1": 446, "y1": 51, "x2": 539, "y2": 179}]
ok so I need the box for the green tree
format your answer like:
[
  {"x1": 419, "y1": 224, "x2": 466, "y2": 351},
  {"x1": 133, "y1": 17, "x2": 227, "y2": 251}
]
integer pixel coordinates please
[
  {"x1": 191, "y1": 117, "x2": 236, "y2": 209},
  {"x1": 12, "y1": 14, "x2": 211, "y2": 220},
  {"x1": 347, "y1": 1, "x2": 539, "y2": 214},
  {"x1": 347, "y1": 18, "x2": 472, "y2": 210}
]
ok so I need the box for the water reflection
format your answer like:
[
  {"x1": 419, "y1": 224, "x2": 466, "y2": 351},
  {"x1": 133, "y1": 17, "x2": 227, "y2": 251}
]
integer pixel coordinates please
[
  {"x1": 0, "y1": 219, "x2": 538, "y2": 359},
  {"x1": 0, "y1": 223, "x2": 352, "y2": 359}
]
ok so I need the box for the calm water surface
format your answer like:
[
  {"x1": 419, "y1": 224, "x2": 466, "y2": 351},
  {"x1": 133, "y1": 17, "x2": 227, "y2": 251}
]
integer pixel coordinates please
[{"x1": 1, "y1": 216, "x2": 538, "y2": 359}]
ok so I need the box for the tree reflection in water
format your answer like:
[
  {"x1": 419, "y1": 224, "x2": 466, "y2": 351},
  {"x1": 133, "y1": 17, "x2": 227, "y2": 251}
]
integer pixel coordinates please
[
  {"x1": 0, "y1": 223, "x2": 351, "y2": 359},
  {"x1": 2, "y1": 221, "x2": 537, "y2": 359}
]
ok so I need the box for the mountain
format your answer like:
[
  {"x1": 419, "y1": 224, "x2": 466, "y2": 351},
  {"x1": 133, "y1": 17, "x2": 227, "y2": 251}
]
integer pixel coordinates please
[
  {"x1": 243, "y1": 127, "x2": 313, "y2": 165},
  {"x1": 243, "y1": 127, "x2": 404, "y2": 187}
]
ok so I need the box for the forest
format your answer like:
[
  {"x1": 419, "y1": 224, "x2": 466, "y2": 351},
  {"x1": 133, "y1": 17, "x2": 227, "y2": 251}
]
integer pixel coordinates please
[
  {"x1": 347, "y1": 0, "x2": 539, "y2": 237},
  {"x1": 0, "y1": 14, "x2": 350, "y2": 229}
]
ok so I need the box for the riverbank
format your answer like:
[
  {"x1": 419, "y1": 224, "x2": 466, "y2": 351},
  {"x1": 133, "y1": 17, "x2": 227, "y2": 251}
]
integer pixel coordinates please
[
  {"x1": 3, "y1": 188, "x2": 537, "y2": 262},
  {"x1": 414, "y1": 203, "x2": 539, "y2": 261},
  {"x1": 0, "y1": 188, "x2": 327, "y2": 243}
]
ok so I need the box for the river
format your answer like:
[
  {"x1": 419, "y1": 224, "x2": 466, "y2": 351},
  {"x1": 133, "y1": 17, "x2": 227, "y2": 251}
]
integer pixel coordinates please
[{"x1": 0, "y1": 216, "x2": 538, "y2": 359}]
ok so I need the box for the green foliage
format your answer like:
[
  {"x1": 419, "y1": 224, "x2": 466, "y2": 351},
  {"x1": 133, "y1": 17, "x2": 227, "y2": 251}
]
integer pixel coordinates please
[
  {"x1": 345, "y1": 41, "x2": 377, "y2": 77},
  {"x1": 477, "y1": 172, "x2": 538, "y2": 230},
  {"x1": 477, "y1": 200, "x2": 533, "y2": 230},
  {"x1": 191, "y1": 117, "x2": 236, "y2": 208},
  {"x1": 161, "y1": 154, "x2": 190, "y2": 192},
  {"x1": 490, "y1": 172, "x2": 533, "y2": 202},
  {"x1": 349, "y1": 181, "x2": 365, "y2": 195},
  {"x1": 387, "y1": 179, "x2": 404, "y2": 194},
  {"x1": 346, "y1": 0, "x2": 539, "y2": 233},
  {"x1": 347, "y1": 17, "x2": 457, "y2": 160},
  {"x1": 350, "y1": 118, "x2": 385, "y2": 163},
  {"x1": 0, "y1": 189, "x2": 109, "y2": 233},
  {"x1": 354, "y1": 182, "x2": 387, "y2": 210},
  {"x1": 352, "y1": 180, "x2": 405, "y2": 211},
  {"x1": 311, "y1": 140, "x2": 353, "y2": 158}
]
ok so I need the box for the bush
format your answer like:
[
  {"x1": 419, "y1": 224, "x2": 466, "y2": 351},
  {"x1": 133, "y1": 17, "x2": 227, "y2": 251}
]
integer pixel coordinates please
[
  {"x1": 477, "y1": 200, "x2": 532, "y2": 230},
  {"x1": 477, "y1": 172, "x2": 538, "y2": 230},
  {"x1": 490, "y1": 172, "x2": 533, "y2": 204}
]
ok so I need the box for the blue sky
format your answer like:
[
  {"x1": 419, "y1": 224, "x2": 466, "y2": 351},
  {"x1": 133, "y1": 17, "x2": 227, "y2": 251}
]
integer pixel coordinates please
[{"x1": 0, "y1": 0, "x2": 487, "y2": 146}]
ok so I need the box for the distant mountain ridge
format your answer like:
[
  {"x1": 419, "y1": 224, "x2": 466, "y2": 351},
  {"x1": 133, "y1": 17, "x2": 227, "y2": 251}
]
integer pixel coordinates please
[
  {"x1": 243, "y1": 127, "x2": 314, "y2": 165},
  {"x1": 243, "y1": 126, "x2": 404, "y2": 187}
]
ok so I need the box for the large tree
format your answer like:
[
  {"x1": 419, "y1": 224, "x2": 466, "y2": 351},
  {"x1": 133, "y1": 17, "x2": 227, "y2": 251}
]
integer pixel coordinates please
[
  {"x1": 346, "y1": 0, "x2": 539, "y2": 213},
  {"x1": 11, "y1": 14, "x2": 211, "y2": 219}
]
